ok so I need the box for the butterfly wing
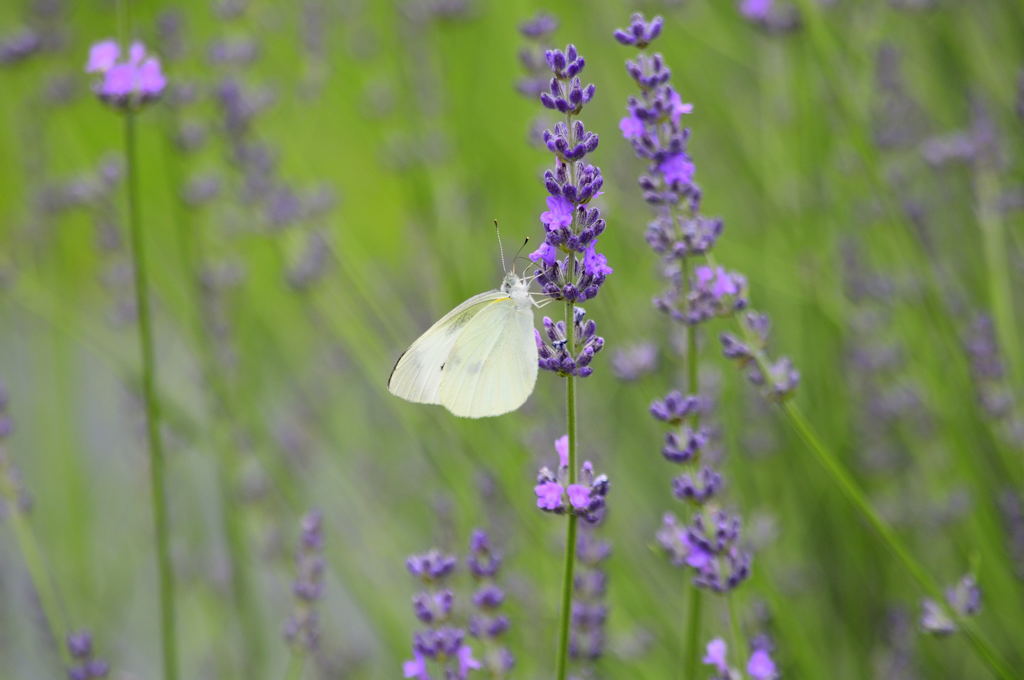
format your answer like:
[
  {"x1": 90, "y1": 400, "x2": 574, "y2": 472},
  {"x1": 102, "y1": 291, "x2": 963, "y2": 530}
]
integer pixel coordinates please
[
  {"x1": 438, "y1": 298, "x2": 538, "y2": 418},
  {"x1": 388, "y1": 290, "x2": 507, "y2": 405}
]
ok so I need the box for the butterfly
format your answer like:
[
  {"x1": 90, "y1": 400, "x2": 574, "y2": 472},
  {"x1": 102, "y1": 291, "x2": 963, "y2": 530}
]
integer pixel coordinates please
[{"x1": 388, "y1": 269, "x2": 541, "y2": 418}]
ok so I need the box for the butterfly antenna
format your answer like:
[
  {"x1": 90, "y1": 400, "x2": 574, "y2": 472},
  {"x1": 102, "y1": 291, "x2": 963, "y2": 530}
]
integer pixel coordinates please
[
  {"x1": 494, "y1": 219, "x2": 507, "y2": 273},
  {"x1": 513, "y1": 237, "x2": 530, "y2": 267}
]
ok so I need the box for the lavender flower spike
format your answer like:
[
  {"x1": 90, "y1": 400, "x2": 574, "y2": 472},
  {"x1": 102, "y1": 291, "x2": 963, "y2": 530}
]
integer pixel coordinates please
[
  {"x1": 404, "y1": 548, "x2": 481, "y2": 679},
  {"x1": 467, "y1": 530, "x2": 514, "y2": 675},
  {"x1": 283, "y1": 510, "x2": 325, "y2": 653},
  {"x1": 613, "y1": 13, "x2": 664, "y2": 48},
  {"x1": 530, "y1": 42, "x2": 611, "y2": 376}
]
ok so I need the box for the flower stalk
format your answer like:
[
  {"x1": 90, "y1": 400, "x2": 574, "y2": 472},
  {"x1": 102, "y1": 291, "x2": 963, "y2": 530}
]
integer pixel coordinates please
[{"x1": 124, "y1": 109, "x2": 179, "y2": 680}]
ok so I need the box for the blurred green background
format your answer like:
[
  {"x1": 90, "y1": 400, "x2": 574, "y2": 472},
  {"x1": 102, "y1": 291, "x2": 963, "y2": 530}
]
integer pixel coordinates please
[{"x1": 0, "y1": 0, "x2": 1022, "y2": 678}]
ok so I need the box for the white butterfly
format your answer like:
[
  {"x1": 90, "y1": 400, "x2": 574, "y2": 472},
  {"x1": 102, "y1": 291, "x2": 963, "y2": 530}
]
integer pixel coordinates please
[{"x1": 388, "y1": 270, "x2": 541, "y2": 418}]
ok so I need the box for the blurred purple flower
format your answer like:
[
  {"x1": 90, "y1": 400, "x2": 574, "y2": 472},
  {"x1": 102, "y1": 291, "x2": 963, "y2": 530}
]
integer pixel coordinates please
[
  {"x1": 695, "y1": 265, "x2": 741, "y2": 299},
  {"x1": 703, "y1": 638, "x2": 729, "y2": 673},
  {"x1": 535, "y1": 481, "x2": 564, "y2": 510},
  {"x1": 457, "y1": 645, "x2": 482, "y2": 676},
  {"x1": 740, "y1": 0, "x2": 773, "y2": 20},
  {"x1": 85, "y1": 39, "x2": 166, "y2": 109},
  {"x1": 669, "y1": 90, "x2": 694, "y2": 123},
  {"x1": 658, "y1": 153, "x2": 696, "y2": 185},
  {"x1": 284, "y1": 510, "x2": 325, "y2": 652},
  {"x1": 619, "y1": 113, "x2": 644, "y2": 139},
  {"x1": 921, "y1": 573, "x2": 981, "y2": 635},
  {"x1": 402, "y1": 652, "x2": 429, "y2": 680},
  {"x1": 541, "y1": 195, "x2": 574, "y2": 229},
  {"x1": 66, "y1": 631, "x2": 110, "y2": 679},
  {"x1": 748, "y1": 649, "x2": 778, "y2": 679},
  {"x1": 613, "y1": 13, "x2": 664, "y2": 48},
  {"x1": 555, "y1": 434, "x2": 569, "y2": 468},
  {"x1": 583, "y1": 242, "x2": 613, "y2": 277},
  {"x1": 86, "y1": 40, "x2": 119, "y2": 73},
  {"x1": 534, "y1": 436, "x2": 609, "y2": 521},
  {"x1": 566, "y1": 484, "x2": 591, "y2": 509}
]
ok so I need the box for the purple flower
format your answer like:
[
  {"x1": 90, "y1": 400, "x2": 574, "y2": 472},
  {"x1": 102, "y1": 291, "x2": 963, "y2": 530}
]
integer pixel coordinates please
[
  {"x1": 921, "y1": 573, "x2": 982, "y2": 635},
  {"x1": 619, "y1": 113, "x2": 644, "y2": 139},
  {"x1": 703, "y1": 638, "x2": 729, "y2": 673},
  {"x1": 402, "y1": 652, "x2": 429, "y2": 680},
  {"x1": 284, "y1": 510, "x2": 325, "y2": 651},
  {"x1": 520, "y1": 13, "x2": 558, "y2": 40},
  {"x1": 86, "y1": 39, "x2": 166, "y2": 109},
  {"x1": 583, "y1": 242, "x2": 613, "y2": 277},
  {"x1": 555, "y1": 434, "x2": 569, "y2": 468},
  {"x1": 86, "y1": 40, "x2": 119, "y2": 73},
  {"x1": 748, "y1": 649, "x2": 778, "y2": 679},
  {"x1": 658, "y1": 153, "x2": 696, "y2": 185},
  {"x1": 536, "y1": 308, "x2": 606, "y2": 377},
  {"x1": 535, "y1": 481, "x2": 564, "y2": 510},
  {"x1": 534, "y1": 435, "x2": 610, "y2": 522},
  {"x1": 66, "y1": 631, "x2": 110, "y2": 679},
  {"x1": 405, "y1": 547, "x2": 479, "y2": 679},
  {"x1": 669, "y1": 90, "x2": 694, "y2": 123},
  {"x1": 566, "y1": 484, "x2": 590, "y2": 509},
  {"x1": 541, "y1": 195, "x2": 574, "y2": 229},
  {"x1": 612, "y1": 12, "x2": 664, "y2": 48},
  {"x1": 695, "y1": 265, "x2": 740, "y2": 299},
  {"x1": 456, "y1": 645, "x2": 482, "y2": 677},
  {"x1": 407, "y1": 550, "x2": 457, "y2": 581},
  {"x1": 528, "y1": 241, "x2": 558, "y2": 266},
  {"x1": 531, "y1": 43, "x2": 612, "y2": 371},
  {"x1": 740, "y1": 0, "x2": 773, "y2": 20},
  {"x1": 467, "y1": 530, "x2": 514, "y2": 675}
]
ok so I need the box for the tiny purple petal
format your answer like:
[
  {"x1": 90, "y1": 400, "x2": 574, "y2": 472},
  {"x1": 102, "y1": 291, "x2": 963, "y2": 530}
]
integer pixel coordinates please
[
  {"x1": 402, "y1": 652, "x2": 430, "y2": 680},
  {"x1": 619, "y1": 114, "x2": 644, "y2": 139},
  {"x1": 747, "y1": 649, "x2": 777, "y2": 679},
  {"x1": 703, "y1": 638, "x2": 729, "y2": 673},
  {"x1": 86, "y1": 40, "x2": 119, "y2": 73},
  {"x1": 583, "y1": 242, "x2": 613, "y2": 277},
  {"x1": 555, "y1": 435, "x2": 569, "y2": 468},
  {"x1": 540, "y1": 195, "x2": 574, "y2": 229},
  {"x1": 138, "y1": 57, "x2": 166, "y2": 96},
  {"x1": 740, "y1": 0, "x2": 773, "y2": 20},
  {"x1": 658, "y1": 153, "x2": 695, "y2": 185},
  {"x1": 566, "y1": 484, "x2": 590, "y2": 510},
  {"x1": 100, "y1": 63, "x2": 136, "y2": 97},
  {"x1": 457, "y1": 644, "x2": 482, "y2": 678},
  {"x1": 535, "y1": 481, "x2": 564, "y2": 510},
  {"x1": 528, "y1": 241, "x2": 558, "y2": 266},
  {"x1": 128, "y1": 41, "x2": 146, "y2": 64},
  {"x1": 669, "y1": 89, "x2": 694, "y2": 123}
]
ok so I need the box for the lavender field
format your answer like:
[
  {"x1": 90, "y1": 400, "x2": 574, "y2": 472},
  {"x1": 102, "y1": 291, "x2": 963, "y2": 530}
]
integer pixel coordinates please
[{"x1": 0, "y1": 1, "x2": 1022, "y2": 678}]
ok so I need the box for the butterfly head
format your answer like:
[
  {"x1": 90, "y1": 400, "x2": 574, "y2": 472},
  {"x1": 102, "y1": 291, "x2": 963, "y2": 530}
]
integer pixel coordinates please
[{"x1": 501, "y1": 271, "x2": 533, "y2": 305}]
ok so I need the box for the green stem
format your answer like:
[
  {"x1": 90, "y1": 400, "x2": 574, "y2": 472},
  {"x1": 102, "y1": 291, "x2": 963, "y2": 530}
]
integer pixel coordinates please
[
  {"x1": 683, "y1": 587, "x2": 703, "y2": 678},
  {"x1": 283, "y1": 651, "x2": 305, "y2": 680},
  {"x1": 0, "y1": 456, "x2": 72, "y2": 667},
  {"x1": 975, "y1": 166, "x2": 1022, "y2": 390},
  {"x1": 682, "y1": 302, "x2": 703, "y2": 677},
  {"x1": 727, "y1": 594, "x2": 748, "y2": 671},
  {"x1": 781, "y1": 401, "x2": 1014, "y2": 680},
  {"x1": 555, "y1": 298, "x2": 578, "y2": 680},
  {"x1": 124, "y1": 110, "x2": 179, "y2": 680}
]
